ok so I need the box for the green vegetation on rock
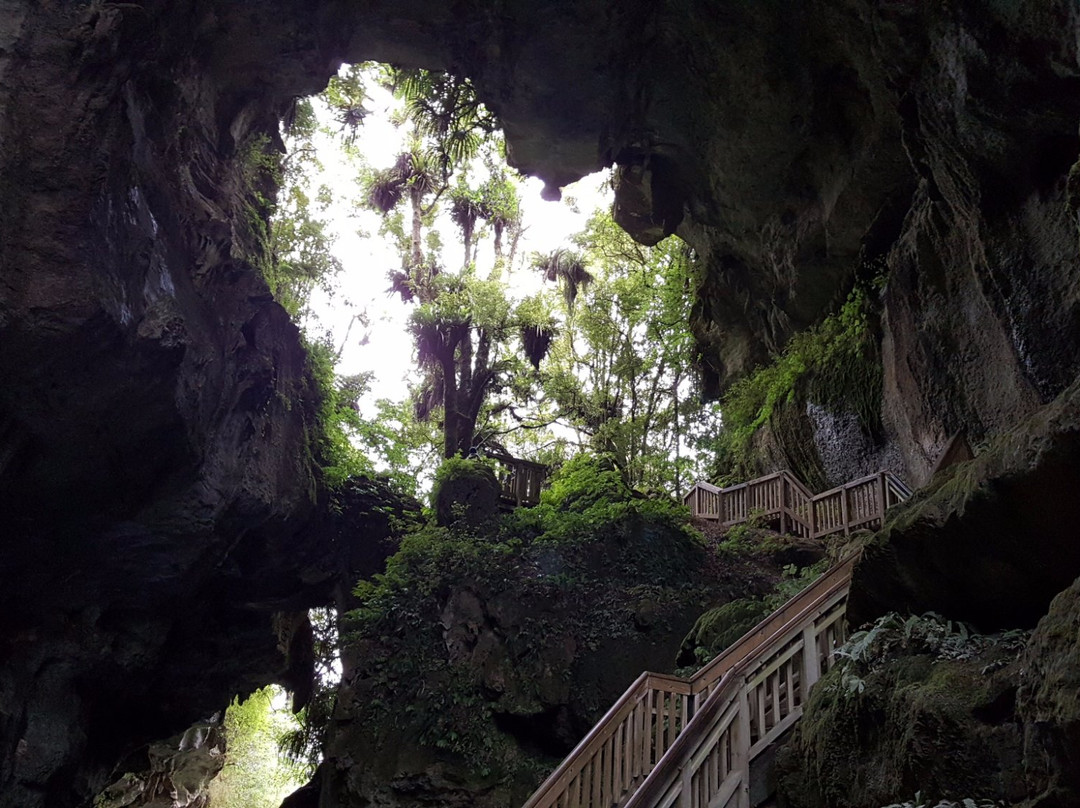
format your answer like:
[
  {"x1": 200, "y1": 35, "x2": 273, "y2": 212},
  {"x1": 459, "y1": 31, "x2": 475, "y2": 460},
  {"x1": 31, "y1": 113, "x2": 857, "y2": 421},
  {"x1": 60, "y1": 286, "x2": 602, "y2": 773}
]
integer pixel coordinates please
[
  {"x1": 334, "y1": 455, "x2": 753, "y2": 804},
  {"x1": 715, "y1": 281, "x2": 882, "y2": 485},
  {"x1": 775, "y1": 613, "x2": 1030, "y2": 808},
  {"x1": 432, "y1": 456, "x2": 502, "y2": 527}
]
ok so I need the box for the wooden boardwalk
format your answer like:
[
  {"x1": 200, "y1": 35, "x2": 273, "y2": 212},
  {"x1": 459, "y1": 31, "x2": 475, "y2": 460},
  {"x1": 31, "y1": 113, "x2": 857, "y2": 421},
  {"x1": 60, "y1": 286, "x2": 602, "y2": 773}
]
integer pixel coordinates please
[
  {"x1": 683, "y1": 469, "x2": 911, "y2": 539},
  {"x1": 521, "y1": 469, "x2": 912, "y2": 808},
  {"x1": 489, "y1": 451, "x2": 547, "y2": 508},
  {"x1": 521, "y1": 555, "x2": 860, "y2": 808}
]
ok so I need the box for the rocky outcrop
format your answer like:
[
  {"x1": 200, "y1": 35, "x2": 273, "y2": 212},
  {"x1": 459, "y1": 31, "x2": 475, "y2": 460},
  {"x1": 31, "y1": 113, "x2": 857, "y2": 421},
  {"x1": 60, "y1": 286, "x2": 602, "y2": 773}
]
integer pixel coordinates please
[
  {"x1": 95, "y1": 717, "x2": 225, "y2": 808},
  {"x1": 323, "y1": 464, "x2": 788, "y2": 808},
  {"x1": 775, "y1": 639, "x2": 1028, "y2": 808},
  {"x1": 849, "y1": 374, "x2": 1080, "y2": 631},
  {"x1": 1018, "y1": 574, "x2": 1080, "y2": 807}
]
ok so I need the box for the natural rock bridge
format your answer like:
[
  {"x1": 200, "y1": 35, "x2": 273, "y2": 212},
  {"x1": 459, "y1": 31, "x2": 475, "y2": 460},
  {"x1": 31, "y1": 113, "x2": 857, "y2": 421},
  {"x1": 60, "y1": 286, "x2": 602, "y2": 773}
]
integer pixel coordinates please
[{"x1": 522, "y1": 470, "x2": 911, "y2": 808}]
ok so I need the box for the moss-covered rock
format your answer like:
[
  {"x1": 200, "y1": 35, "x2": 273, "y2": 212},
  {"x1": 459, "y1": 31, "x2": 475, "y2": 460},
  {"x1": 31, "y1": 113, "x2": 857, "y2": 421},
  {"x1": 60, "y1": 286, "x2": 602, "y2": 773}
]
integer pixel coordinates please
[
  {"x1": 677, "y1": 597, "x2": 771, "y2": 668},
  {"x1": 776, "y1": 651, "x2": 1026, "y2": 808},
  {"x1": 850, "y1": 374, "x2": 1080, "y2": 631},
  {"x1": 327, "y1": 458, "x2": 784, "y2": 807},
  {"x1": 433, "y1": 457, "x2": 502, "y2": 529},
  {"x1": 1017, "y1": 574, "x2": 1080, "y2": 807}
]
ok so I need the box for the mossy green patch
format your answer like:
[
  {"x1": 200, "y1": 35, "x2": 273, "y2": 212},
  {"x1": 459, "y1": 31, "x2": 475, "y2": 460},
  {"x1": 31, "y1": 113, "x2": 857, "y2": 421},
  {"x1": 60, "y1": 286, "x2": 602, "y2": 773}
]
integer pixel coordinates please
[
  {"x1": 678, "y1": 597, "x2": 771, "y2": 667},
  {"x1": 714, "y1": 281, "x2": 883, "y2": 485},
  {"x1": 776, "y1": 614, "x2": 1029, "y2": 808}
]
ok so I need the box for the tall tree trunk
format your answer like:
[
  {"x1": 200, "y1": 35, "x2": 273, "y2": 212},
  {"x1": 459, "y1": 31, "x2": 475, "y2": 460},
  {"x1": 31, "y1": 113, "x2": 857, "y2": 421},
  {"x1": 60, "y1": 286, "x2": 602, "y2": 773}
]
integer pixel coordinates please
[
  {"x1": 461, "y1": 220, "x2": 474, "y2": 272},
  {"x1": 410, "y1": 186, "x2": 424, "y2": 276},
  {"x1": 673, "y1": 371, "x2": 682, "y2": 500},
  {"x1": 492, "y1": 221, "x2": 504, "y2": 278}
]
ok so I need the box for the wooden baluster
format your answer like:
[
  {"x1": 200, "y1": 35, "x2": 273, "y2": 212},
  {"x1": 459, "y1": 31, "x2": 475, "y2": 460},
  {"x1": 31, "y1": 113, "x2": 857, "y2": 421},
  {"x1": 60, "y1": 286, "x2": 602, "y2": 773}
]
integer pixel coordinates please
[
  {"x1": 612, "y1": 730, "x2": 621, "y2": 803},
  {"x1": 616, "y1": 721, "x2": 627, "y2": 798},
  {"x1": 590, "y1": 752, "x2": 602, "y2": 808},
  {"x1": 785, "y1": 659, "x2": 795, "y2": 718},
  {"x1": 771, "y1": 671, "x2": 781, "y2": 730},
  {"x1": 779, "y1": 478, "x2": 788, "y2": 534},
  {"x1": 639, "y1": 691, "x2": 650, "y2": 779},
  {"x1": 632, "y1": 697, "x2": 642, "y2": 785},
  {"x1": 599, "y1": 737, "x2": 610, "y2": 808},
  {"x1": 755, "y1": 682, "x2": 766, "y2": 743},
  {"x1": 736, "y1": 690, "x2": 751, "y2": 808},
  {"x1": 654, "y1": 690, "x2": 665, "y2": 762},
  {"x1": 879, "y1": 471, "x2": 888, "y2": 525},
  {"x1": 801, "y1": 623, "x2": 821, "y2": 694}
]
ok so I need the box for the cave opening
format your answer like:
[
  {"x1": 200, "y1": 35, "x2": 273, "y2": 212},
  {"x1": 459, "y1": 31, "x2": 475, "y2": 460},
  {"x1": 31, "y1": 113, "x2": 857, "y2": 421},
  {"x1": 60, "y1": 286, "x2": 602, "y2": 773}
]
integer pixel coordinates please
[{"x1": 266, "y1": 61, "x2": 614, "y2": 491}]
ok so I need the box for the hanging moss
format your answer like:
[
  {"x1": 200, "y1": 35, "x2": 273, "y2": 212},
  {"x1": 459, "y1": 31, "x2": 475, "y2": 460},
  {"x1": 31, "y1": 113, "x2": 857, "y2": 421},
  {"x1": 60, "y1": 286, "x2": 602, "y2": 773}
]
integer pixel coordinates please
[{"x1": 715, "y1": 282, "x2": 883, "y2": 483}]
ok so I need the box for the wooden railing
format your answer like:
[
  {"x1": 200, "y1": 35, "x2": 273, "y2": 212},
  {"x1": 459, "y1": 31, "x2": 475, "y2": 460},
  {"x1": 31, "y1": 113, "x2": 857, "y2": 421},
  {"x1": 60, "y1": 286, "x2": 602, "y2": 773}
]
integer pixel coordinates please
[
  {"x1": 683, "y1": 469, "x2": 911, "y2": 539},
  {"x1": 521, "y1": 554, "x2": 859, "y2": 808},
  {"x1": 488, "y1": 452, "x2": 547, "y2": 507}
]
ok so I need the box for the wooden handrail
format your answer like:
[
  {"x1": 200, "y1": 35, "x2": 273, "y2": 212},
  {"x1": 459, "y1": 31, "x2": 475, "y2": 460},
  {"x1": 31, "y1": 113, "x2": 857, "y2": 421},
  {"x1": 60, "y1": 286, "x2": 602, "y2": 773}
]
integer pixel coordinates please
[
  {"x1": 487, "y1": 452, "x2": 547, "y2": 508},
  {"x1": 520, "y1": 553, "x2": 860, "y2": 808},
  {"x1": 684, "y1": 468, "x2": 911, "y2": 539},
  {"x1": 624, "y1": 559, "x2": 854, "y2": 808}
]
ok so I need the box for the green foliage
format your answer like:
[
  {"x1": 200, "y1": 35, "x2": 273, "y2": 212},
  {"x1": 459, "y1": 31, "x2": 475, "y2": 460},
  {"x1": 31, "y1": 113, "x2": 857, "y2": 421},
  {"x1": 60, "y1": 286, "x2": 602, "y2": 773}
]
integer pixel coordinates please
[
  {"x1": 717, "y1": 282, "x2": 882, "y2": 483},
  {"x1": 304, "y1": 336, "x2": 374, "y2": 487},
  {"x1": 529, "y1": 213, "x2": 717, "y2": 494},
  {"x1": 830, "y1": 612, "x2": 1029, "y2": 697},
  {"x1": 207, "y1": 687, "x2": 307, "y2": 808},
  {"x1": 385, "y1": 67, "x2": 498, "y2": 180},
  {"x1": 538, "y1": 454, "x2": 631, "y2": 511},
  {"x1": 765, "y1": 560, "x2": 829, "y2": 609},
  {"x1": 323, "y1": 63, "x2": 371, "y2": 140},
  {"x1": 278, "y1": 608, "x2": 340, "y2": 777},
  {"x1": 267, "y1": 182, "x2": 343, "y2": 318},
  {"x1": 236, "y1": 133, "x2": 281, "y2": 277},
  {"x1": 715, "y1": 512, "x2": 767, "y2": 555},
  {"x1": 343, "y1": 454, "x2": 709, "y2": 778}
]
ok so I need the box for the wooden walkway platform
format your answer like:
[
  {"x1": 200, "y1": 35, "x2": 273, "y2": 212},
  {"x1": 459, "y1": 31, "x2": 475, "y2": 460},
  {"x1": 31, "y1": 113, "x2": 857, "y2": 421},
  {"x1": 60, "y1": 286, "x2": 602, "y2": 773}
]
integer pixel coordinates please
[
  {"x1": 521, "y1": 555, "x2": 861, "y2": 808},
  {"x1": 488, "y1": 451, "x2": 547, "y2": 508},
  {"x1": 683, "y1": 469, "x2": 911, "y2": 539},
  {"x1": 521, "y1": 468, "x2": 913, "y2": 808}
]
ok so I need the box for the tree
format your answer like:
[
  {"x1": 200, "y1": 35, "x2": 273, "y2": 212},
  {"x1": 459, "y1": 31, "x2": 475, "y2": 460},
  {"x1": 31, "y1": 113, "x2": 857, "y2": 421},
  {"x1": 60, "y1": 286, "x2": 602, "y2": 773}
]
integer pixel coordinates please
[
  {"x1": 360, "y1": 68, "x2": 548, "y2": 459},
  {"x1": 529, "y1": 212, "x2": 718, "y2": 494}
]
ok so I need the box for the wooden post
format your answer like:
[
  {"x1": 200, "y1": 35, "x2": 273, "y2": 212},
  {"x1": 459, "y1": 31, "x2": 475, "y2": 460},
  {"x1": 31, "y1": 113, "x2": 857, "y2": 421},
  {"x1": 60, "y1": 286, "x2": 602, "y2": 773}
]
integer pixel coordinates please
[
  {"x1": 735, "y1": 689, "x2": 752, "y2": 808},
  {"x1": 840, "y1": 485, "x2": 850, "y2": 536},
  {"x1": 778, "y1": 478, "x2": 788, "y2": 535},
  {"x1": 879, "y1": 471, "x2": 888, "y2": 523},
  {"x1": 802, "y1": 623, "x2": 821, "y2": 693}
]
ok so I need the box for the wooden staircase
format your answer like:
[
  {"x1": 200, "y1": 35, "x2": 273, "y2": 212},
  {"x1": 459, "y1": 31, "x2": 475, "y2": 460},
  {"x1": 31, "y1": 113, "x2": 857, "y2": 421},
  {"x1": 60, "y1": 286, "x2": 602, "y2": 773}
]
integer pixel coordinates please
[
  {"x1": 521, "y1": 555, "x2": 860, "y2": 808},
  {"x1": 683, "y1": 469, "x2": 911, "y2": 539},
  {"x1": 520, "y1": 469, "x2": 911, "y2": 808}
]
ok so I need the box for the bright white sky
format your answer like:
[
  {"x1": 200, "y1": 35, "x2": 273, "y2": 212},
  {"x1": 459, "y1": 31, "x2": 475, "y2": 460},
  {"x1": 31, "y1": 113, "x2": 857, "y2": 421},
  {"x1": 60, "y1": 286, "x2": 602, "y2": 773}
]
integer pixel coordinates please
[{"x1": 297, "y1": 77, "x2": 612, "y2": 407}]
